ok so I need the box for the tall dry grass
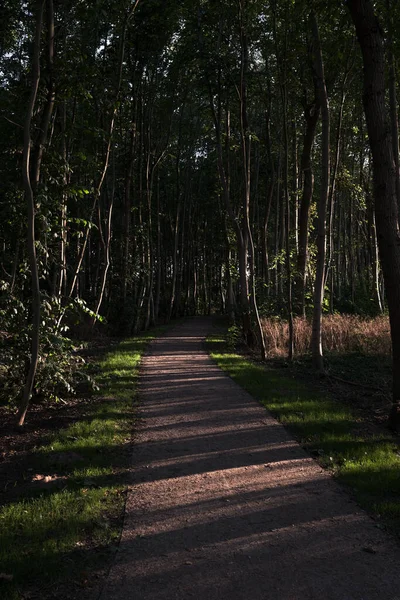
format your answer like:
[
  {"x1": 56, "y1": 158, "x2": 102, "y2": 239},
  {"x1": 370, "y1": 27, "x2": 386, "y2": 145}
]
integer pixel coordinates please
[{"x1": 261, "y1": 314, "x2": 391, "y2": 357}]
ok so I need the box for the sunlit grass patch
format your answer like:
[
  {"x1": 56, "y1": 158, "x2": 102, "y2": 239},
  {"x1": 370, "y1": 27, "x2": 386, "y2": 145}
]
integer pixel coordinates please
[
  {"x1": 0, "y1": 488, "x2": 120, "y2": 584},
  {"x1": 0, "y1": 327, "x2": 168, "y2": 600},
  {"x1": 207, "y1": 333, "x2": 400, "y2": 533}
]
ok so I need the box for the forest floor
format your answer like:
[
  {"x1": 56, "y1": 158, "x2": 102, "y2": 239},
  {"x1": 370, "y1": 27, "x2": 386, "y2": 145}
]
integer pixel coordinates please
[
  {"x1": 1, "y1": 317, "x2": 400, "y2": 600},
  {"x1": 0, "y1": 332, "x2": 160, "y2": 600},
  {"x1": 101, "y1": 317, "x2": 400, "y2": 600},
  {"x1": 0, "y1": 393, "x2": 120, "y2": 600}
]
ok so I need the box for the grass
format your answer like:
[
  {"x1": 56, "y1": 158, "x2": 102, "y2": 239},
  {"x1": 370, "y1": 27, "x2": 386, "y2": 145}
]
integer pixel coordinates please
[
  {"x1": 207, "y1": 331, "x2": 400, "y2": 534},
  {"x1": 0, "y1": 328, "x2": 168, "y2": 600}
]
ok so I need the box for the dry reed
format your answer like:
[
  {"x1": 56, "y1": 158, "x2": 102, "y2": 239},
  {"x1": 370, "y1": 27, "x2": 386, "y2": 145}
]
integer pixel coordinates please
[{"x1": 261, "y1": 314, "x2": 391, "y2": 357}]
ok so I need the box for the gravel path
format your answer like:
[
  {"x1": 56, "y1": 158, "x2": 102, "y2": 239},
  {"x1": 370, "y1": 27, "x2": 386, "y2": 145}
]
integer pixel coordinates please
[{"x1": 101, "y1": 317, "x2": 400, "y2": 600}]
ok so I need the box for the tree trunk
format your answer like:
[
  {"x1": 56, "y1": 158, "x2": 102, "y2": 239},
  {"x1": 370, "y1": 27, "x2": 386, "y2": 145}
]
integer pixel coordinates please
[
  {"x1": 325, "y1": 63, "x2": 350, "y2": 308},
  {"x1": 262, "y1": 106, "x2": 275, "y2": 292},
  {"x1": 239, "y1": 3, "x2": 262, "y2": 351},
  {"x1": 17, "y1": 0, "x2": 45, "y2": 427},
  {"x1": 386, "y1": 0, "x2": 400, "y2": 216},
  {"x1": 204, "y1": 14, "x2": 253, "y2": 343},
  {"x1": 59, "y1": 101, "x2": 68, "y2": 299},
  {"x1": 292, "y1": 119, "x2": 299, "y2": 255},
  {"x1": 280, "y1": 19, "x2": 294, "y2": 360},
  {"x1": 295, "y1": 93, "x2": 320, "y2": 316},
  {"x1": 310, "y1": 11, "x2": 330, "y2": 372},
  {"x1": 154, "y1": 173, "x2": 162, "y2": 321},
  {"x1": 10, "y1": 230, "x2": 20, "y2": 294},
  {"x1": 348, "y1": 0, "x2": 400, "y2": 429},
  {"x1": 168, "y1": 202, "x2": 180, "y2": 322},
  {"x1": 32, "y1": 0, "x2": 55, "y2": 190},
  {"x1": 93, "y1": 164, "x2": 115, "y2": 322},
  {"x1": 123, "y1": 118, "x2": 137, "y2": 305},
  {"x1": 68, "y1": 4, "x2": 138, "y2": 301}
]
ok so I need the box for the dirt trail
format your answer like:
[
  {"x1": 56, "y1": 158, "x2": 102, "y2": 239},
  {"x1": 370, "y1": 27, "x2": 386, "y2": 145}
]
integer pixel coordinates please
[{"x1": 101, "y1": 318, "x2": 400, "y2": 600}]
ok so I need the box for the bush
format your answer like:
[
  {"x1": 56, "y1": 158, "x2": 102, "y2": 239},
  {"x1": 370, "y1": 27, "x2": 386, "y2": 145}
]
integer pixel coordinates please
[
  {"x1": 226, "y1": 324, "x2": 242, "y2": 350},
  {"x1": 0, "y1": 282, "x2": 96, "y2": 406}
]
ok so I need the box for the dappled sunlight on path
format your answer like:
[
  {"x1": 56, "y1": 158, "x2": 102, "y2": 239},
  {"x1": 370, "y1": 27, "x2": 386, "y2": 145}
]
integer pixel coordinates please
[{"x1": 102, "y1": 318, "x2": 400, "y2": 600}]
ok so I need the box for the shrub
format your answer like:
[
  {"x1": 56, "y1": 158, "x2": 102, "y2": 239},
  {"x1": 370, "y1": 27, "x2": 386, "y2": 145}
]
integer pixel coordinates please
[
  {"x1": 0, "y1": 282, "x2": 97, "y2": 407},
  {"x1": 226, "y1": 324, "x2": 242, "y2": 350}
]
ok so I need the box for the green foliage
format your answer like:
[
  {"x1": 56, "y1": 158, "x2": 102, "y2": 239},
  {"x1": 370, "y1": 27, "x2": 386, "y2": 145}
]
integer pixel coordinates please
[
  {"x1": 0, "y1": 283, "x2": 98, "y2": 407},
  {"x1": 334, "y1": 283, "x2": 383, "y2": 316},
  {"x1": 0, "y1": 329, "x2": 163, "y2": 600},
  {"x1": 226, "y1": 323, "x2": 241, "y2": 350},
  {"x1": 0, "y1": 0, "x2": 394, "y2": 418}
]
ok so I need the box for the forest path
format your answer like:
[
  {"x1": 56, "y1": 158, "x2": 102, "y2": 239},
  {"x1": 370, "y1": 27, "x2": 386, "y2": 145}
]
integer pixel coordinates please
[{"x1": 101, "y1": 317, "x2": 400, "y2": 600}]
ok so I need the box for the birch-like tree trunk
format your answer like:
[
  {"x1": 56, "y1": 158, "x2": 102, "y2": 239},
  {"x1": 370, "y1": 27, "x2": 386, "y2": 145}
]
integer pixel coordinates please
[
  {"x1": 17, "y1": 0, "x2": 45, "y2": 427},
  {"x1": 310, "y1": 11, "x2": 330, "y2": 371},
  {"x1": 295, "y1": 91, "x2": 319, "y2": 316}
]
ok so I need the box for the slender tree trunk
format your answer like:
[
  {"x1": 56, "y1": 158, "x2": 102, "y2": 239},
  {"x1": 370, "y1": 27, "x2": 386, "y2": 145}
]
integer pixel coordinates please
[
  {"x1": 239, "y1": 3, "x2": 263, "y2": 353},
  {"x1": 310, "y1": 12, "x2": 330, "y2": 372},
  {"x1": 337, "y1": 199, "x2": 343, "y2": 298},
  {"x1": 10, "y1": 232, "x2": 20, "y2": 294},
  {"x1": 93, "y1": 165, "x2": 115, "y2": 321},
  {"x1": 204, "y1": 14, "x2": 252, "y2": 341},
  {"x1": 262, "y1": 180, "x2": 274, "y2": 288},
  {"x1": 154, "y1": 173, "x2": 162, "y2": 321},
  {"x1": 175, "y1": 174, "x2": 188, "y2": 319},
  {"x1": 168, "y1": 203, "x2": 180, "y2": 321},
  {"x1": 325, "y1": 67, "x2": 350, "y2": 308},
  {"x1": 223, "y1": 104, "x2": 236, "y2": 323},
  {"x1": 263, "y1": 105, "x2": 275, "y2": 292},
  {"x1": 168, "y1": 103, "x2": 185, "y2": 321},
  {"x1": 134, "y1": 279, "x2": 146, "y2": 334},
  {"x1": 280, "y1": 20, "x2": 294, "y2": 360},
  {"x1": 123, "y1": 119, "x2": 137, "y2": 305},
  {"x1": 274, "y1": 156, "x2": 281, "y2": 299},
  {"x1": 193, "y1": 256, "x2": 198, "y2": 315},
  {"x1": 202, "y1": 237, "x2": 208, "y2": 315},
  {"x1": 145, "y1": 163, "x2": 154, "y2": 329},
  {"x1": 295, "y1": 94, "x2": 320, "y2": 316},
  {"x1": 68, "y1": 3, "x2": 139, "y2": 302},
  {"x1": 292, "y1": 119, "x2": 299, "y2": 255},
  {"x1": 59, "y1": 102, "x2": 68, "y2": 298},
  {"x1": 209, "y1": 90, "x2": 250, "y2": 334},
  {"x1": 32, "y1": 0, "x2": 55, "y2": 190},
  {"x1": 17, "y1": 0, "x2": 45, "y2": 427}
]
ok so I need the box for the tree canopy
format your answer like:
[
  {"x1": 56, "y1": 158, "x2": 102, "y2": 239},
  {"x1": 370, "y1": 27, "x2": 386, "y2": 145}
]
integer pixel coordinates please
[{"x1": 1, "y1": 0, "x2": 400, "y2": 426}]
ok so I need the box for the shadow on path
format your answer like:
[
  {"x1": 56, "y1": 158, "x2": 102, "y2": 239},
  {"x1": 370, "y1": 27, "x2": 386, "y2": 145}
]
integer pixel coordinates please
[{"x1": 101, "y1": 317, "x2": 400, "y2": 600}]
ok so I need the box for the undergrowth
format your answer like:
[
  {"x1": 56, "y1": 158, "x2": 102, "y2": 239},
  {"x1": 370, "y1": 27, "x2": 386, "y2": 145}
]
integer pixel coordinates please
[
  {"x1": 0, "y1": 329, "x2": 166, "y2": 600},
  {"x1": 261, "y1": 314, "x2": 391, "y2": 357},
  {"x1": 207, "y1": 331, "x2": 400, "y2": 535}
]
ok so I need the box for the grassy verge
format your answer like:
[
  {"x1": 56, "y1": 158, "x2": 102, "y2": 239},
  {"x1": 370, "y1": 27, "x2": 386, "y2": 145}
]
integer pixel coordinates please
[
  {"x1": 207, "y1": 332, "x2": 400, "y2": 535},
  {"x1": 0, "y1": 328, "x2": 167, "y2": 600}
]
